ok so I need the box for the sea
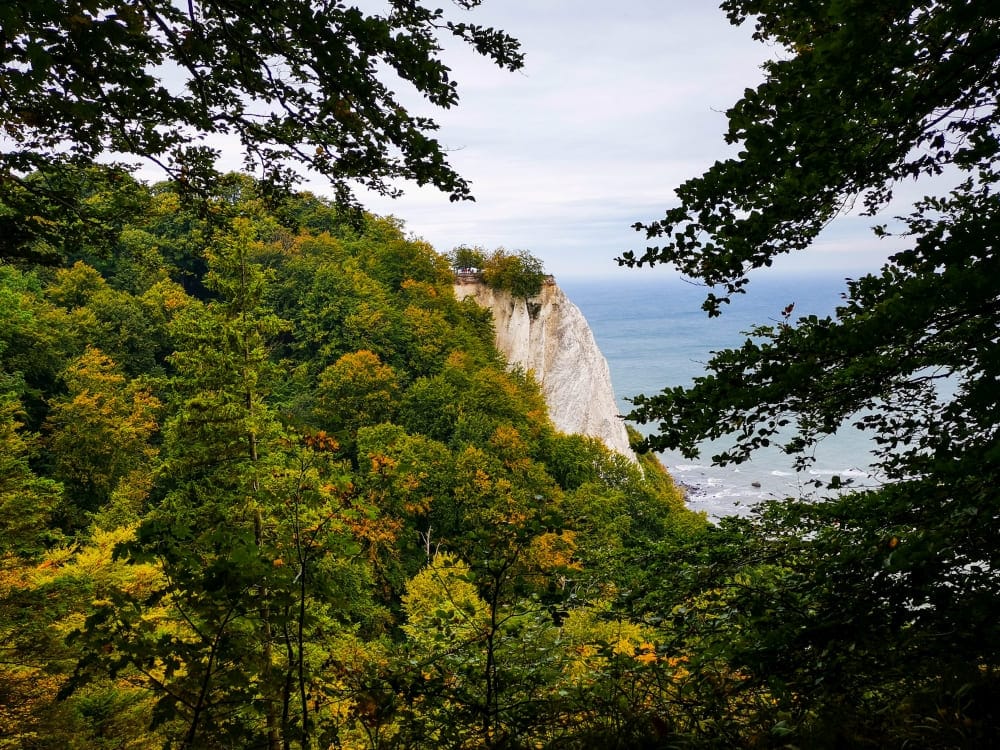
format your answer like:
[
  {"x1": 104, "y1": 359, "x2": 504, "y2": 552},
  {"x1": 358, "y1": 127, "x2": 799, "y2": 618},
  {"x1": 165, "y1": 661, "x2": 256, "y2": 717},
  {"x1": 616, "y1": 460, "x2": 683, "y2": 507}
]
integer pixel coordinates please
[{"x1": 561, "y1": 273, "x2": 882, "y2": 519}]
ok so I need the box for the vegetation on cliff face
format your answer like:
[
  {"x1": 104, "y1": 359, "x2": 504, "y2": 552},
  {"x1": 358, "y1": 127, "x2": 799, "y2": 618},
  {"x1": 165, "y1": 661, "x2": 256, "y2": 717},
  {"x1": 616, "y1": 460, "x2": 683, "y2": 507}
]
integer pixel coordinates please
[{"x1": 0, "y1": 173, "x2": 695, "y2": 748}]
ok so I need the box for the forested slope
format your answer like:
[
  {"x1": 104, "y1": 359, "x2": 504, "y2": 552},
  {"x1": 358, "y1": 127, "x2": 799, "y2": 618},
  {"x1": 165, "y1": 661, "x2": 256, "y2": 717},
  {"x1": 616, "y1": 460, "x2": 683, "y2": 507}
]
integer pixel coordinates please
[
  {"x1": 0, "y1": 171, "x2": 695, "y2": 749},
  {"x1": 6, "y1": 163, "x2": 995, "y2": 749}
]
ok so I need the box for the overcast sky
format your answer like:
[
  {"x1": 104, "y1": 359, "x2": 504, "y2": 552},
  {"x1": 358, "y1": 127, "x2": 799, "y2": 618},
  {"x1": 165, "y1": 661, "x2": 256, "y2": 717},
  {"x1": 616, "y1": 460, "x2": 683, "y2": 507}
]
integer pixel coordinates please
[
  {"x1": 124, "y1": 1, "x2": 901, "y2": 280},
  {"x1": 326, "y1": 0, "x2": 898, "y2": 281}
]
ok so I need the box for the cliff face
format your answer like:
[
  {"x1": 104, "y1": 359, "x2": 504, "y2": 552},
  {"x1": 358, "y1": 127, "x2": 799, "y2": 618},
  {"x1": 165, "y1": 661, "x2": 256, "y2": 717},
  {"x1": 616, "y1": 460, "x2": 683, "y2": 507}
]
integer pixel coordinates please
[{"x1": 454, "y1": 278, "x2": 635, "y2": 459}]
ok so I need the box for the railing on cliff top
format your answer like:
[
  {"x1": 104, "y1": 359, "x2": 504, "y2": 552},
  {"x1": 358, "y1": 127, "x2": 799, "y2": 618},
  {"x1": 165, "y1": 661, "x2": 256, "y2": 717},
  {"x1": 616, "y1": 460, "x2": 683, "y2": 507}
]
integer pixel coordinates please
[{"x1": 453, "y1": 269, "x2": 555, "y2": 286}]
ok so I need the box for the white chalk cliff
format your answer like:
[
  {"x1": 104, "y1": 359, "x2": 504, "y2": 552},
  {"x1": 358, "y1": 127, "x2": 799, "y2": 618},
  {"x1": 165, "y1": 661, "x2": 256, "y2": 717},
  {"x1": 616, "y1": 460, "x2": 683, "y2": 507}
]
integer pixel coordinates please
[{"x1": 454, "y1": 276, "x2": 635, "y2": 459}]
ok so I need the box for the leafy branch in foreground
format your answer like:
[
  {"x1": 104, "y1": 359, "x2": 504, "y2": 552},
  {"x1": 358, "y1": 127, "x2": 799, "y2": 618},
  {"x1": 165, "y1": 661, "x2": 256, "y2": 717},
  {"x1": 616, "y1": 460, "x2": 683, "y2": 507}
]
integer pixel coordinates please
[
  {"x1": 618, "y1": 1, "x2": 1000, "y2": 746},
  {"x1": 1, "y1": 0, "x2": 523, "y2": 259},
  {"x1": 623, "y1": 0, "x2": 1000, "y2": 492}
]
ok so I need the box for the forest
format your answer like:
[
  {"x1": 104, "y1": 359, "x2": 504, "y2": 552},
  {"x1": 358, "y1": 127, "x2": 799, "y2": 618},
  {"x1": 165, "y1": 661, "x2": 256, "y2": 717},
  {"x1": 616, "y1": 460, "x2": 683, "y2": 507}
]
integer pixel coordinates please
[
  {"x1": 3, "y1": 0, "x2": 1000, "y2": 748},
  {"x1": 0, "y1": 171, "x2": 701, "y2": 748}
]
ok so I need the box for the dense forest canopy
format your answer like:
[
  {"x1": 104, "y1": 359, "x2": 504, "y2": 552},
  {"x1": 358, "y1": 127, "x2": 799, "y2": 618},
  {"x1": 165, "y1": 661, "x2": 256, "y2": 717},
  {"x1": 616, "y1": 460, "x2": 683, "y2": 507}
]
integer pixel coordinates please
[{"x1": 0, "y1": 173, "x2": 701, "y2": 748}]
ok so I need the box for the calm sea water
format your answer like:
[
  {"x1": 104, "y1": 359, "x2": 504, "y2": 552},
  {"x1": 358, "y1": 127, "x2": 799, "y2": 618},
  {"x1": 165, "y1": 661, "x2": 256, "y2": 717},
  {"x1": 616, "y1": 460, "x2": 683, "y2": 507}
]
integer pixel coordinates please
[{"x1": 561, "y1": 274, "x2": 881, "y2": 518}]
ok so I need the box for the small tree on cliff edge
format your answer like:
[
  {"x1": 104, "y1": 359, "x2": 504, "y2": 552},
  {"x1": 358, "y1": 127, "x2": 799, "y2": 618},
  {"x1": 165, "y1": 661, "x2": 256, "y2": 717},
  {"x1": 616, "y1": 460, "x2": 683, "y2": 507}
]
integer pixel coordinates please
[
  {"x1": 481, "y1": 248, "x2": 547, "y2": 298},
  {"x1": 619, "y1": 0, "x2": 1000, "y2": 741},
  {"x1": 449, "y1": 246, "x2": 487, "y2": 272}
]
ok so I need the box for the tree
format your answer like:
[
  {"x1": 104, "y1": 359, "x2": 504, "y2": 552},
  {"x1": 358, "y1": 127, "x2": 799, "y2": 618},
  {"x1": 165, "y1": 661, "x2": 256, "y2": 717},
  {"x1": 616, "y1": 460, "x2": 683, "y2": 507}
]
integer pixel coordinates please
[
  {"x1": 0, "y1": 265, "x2": 78, "y2": 427},
  {"x1": 279, "y1": 249, "x2": 405, "y2": 374},
  {"x1": 0, "y1": 165, "x2": 153, "y2": 264},
  {"x1": 89, "y1": 220, "x2": 293, "y2": 748},
  {"x1": 316, "y1": 350, "x2": 401, "y2": 438},
  {"x1": 480, "y1": 248, "x2": 547, "y2": 298},
  {"x1": 44, "y1": 346, "x2": 161, "y2": 524},
  {"x1": 401, "y1": 548, "x2": 486, "y2": 624},
  {"x1": 620, "y1": 1, "x2": 1000, "y2": 744},
  {"x1": 66, "y1": 220, "x2": 375, "y2": 749},
  {"x1": 359, "y1": 228, "x2": 454, "y2": 291},
  {"x1": 354, "y1": 424, "x2": 456, "y2": 583},
  {"x1": 449, "y1": 245, "x2": 487, "y2": 271},
  {"x1": 0, "y1": 382, "x2": 62, "y2": 557},
  {"x1": 2, "y1": 0, "x2": 522, "y2": 211}
]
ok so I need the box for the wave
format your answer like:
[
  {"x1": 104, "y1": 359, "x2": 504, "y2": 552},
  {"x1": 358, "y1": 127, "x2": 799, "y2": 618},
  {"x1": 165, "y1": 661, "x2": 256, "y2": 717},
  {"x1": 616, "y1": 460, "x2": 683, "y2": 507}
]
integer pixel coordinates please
[{"x1": 807, "y1": 468, "x2": 871, "y2": 478}]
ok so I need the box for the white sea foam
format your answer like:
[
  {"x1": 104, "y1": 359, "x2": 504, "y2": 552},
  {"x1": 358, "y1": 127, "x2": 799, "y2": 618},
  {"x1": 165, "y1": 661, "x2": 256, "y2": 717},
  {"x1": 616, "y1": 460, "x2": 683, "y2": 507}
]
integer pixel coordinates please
[{"x1": 807, "y1": 468, "x2": 870, "y2": 477}]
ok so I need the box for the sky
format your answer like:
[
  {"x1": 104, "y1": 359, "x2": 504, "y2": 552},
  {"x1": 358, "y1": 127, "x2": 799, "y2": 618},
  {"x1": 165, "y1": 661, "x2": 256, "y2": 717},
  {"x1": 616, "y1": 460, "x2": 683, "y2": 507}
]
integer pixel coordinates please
[
  {"x1": 125, "y1": 1, "x2": 901, "y2": 281},
  {"x1": 336, "y1": 0, "x2": 899, "y2": 281}
]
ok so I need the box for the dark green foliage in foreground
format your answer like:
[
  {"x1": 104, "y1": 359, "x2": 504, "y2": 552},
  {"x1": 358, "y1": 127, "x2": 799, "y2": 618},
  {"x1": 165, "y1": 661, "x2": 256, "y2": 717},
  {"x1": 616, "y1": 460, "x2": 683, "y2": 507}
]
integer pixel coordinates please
[
  {"x1": 0, "y1": 0, "x2": 522, "y2": 227},
  {"x1": 620, "y1": 0, "x2": 1000, "y2": 746}
]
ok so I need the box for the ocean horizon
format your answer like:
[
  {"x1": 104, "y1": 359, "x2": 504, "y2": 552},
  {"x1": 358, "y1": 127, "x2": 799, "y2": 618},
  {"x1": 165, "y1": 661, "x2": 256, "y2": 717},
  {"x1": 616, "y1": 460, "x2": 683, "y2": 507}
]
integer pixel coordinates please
[{"x1": 560, "y1": 273, "x2": 882, "y2": 518}]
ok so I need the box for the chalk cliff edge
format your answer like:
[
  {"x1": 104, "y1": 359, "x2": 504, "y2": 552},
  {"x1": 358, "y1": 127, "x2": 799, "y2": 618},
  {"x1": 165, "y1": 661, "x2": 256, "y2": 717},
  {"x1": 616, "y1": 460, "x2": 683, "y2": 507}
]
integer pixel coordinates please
[{"x1": 454, "y1": 276, "x2": 635, "y2": 460}]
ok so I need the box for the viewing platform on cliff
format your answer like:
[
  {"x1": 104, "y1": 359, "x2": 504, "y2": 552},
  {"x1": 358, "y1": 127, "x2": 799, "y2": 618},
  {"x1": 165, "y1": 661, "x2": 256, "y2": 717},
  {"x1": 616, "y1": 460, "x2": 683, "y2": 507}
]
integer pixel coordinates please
[{"x1": 453, "y1": 269, "x2": 483, "y2": 283}]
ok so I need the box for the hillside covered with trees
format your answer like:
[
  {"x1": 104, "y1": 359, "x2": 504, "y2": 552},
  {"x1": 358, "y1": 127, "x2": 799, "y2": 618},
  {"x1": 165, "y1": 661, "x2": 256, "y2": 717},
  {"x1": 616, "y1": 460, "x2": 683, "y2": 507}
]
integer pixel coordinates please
[{"x1": 0, "y1": 172, "x2": 702, "y2": 748}]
